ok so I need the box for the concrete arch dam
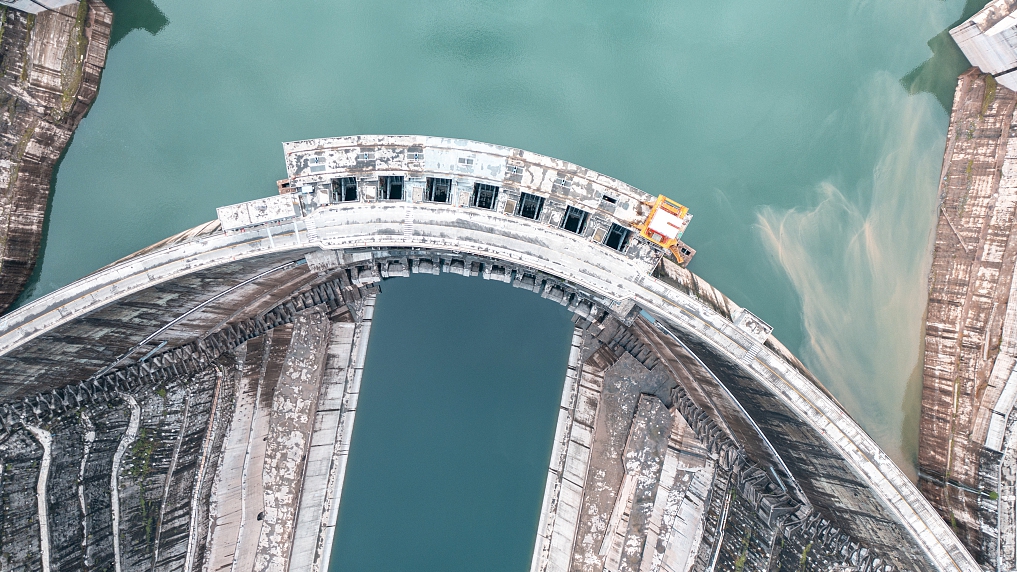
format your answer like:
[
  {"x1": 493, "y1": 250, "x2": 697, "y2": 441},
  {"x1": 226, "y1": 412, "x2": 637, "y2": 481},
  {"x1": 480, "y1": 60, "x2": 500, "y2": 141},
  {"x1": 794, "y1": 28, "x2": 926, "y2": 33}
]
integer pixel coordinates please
[{"x1": 0, "y1": 136, "x2": 978, "y2": 572}]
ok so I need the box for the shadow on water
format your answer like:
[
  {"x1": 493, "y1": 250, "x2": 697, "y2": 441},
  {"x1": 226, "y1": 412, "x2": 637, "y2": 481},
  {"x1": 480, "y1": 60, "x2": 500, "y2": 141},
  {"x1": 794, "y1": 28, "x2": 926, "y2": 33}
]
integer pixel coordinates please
[
  {"x1": 103, "y1": 0, "x2": 168, "y2": 47},
  {"x1": 901, "y1": 0, "x2": 993, "y2": 110}
]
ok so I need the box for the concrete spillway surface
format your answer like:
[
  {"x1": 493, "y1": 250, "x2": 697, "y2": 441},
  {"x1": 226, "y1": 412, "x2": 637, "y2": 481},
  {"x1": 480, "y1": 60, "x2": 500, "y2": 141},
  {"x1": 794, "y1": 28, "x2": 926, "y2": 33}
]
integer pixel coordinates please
[{"x1": 0, "y1": 136, "x2": 982, "y2": 572}]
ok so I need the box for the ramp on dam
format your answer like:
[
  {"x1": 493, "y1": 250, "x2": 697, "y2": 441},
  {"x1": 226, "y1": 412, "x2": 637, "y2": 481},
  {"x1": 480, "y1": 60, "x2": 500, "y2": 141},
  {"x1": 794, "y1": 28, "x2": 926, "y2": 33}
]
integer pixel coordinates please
[{"x1": 0, "y1": 136, "x2": 979, "y2": 572}]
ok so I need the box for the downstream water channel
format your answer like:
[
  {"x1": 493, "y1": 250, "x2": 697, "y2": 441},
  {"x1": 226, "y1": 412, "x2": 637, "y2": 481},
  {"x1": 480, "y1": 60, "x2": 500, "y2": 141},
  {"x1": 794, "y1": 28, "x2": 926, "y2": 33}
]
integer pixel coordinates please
[{"x1": 19, "y1": 0, "x2": 993, "y2": 567}]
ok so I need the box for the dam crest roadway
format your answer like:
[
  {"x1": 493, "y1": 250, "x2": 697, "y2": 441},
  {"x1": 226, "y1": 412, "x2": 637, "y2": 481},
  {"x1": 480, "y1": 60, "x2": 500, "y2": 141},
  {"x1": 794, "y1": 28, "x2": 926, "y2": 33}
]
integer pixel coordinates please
[{"x1": 0, "y1": 136, "x2": 980, "y2": 571}]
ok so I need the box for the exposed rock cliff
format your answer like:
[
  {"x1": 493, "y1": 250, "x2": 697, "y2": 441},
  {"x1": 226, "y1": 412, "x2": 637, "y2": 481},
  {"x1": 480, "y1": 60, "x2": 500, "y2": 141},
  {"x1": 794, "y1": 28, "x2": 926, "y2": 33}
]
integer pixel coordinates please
[{"x1": 0, "y1": 0, "x2": 111, "y2": 312}]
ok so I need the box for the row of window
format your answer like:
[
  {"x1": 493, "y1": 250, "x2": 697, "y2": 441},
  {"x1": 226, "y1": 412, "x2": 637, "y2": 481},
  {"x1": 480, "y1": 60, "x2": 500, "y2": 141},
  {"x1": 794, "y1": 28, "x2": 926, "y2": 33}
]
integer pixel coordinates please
[{"x1": 329, "y1": 176, "x2": 631, "y2": 251}]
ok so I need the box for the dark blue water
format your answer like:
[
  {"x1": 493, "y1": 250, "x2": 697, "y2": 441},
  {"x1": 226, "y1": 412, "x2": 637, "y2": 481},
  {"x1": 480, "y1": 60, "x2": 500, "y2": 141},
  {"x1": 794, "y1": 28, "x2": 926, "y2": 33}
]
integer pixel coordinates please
[{"x1": 330, "y1": 275, "x2": 574, "y2": 571}]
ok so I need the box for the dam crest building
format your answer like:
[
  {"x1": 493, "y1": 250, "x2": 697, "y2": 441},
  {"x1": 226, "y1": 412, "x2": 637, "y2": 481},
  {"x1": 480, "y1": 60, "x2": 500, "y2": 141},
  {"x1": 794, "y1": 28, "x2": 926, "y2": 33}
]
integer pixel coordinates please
[{"x1": 0, "y1": 136, "x2": 979, "y2": 571}]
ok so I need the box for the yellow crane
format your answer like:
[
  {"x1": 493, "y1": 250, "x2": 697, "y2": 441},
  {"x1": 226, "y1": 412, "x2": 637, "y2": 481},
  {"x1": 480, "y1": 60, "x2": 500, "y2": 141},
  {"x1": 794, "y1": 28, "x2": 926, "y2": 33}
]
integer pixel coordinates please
[{"x1": 635, "y1": 195, "x2": 695, "y2": 265}]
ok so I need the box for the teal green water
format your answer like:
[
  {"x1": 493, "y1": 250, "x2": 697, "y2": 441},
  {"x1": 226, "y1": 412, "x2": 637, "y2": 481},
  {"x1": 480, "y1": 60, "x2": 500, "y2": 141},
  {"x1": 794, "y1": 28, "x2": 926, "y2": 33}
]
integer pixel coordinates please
[
  {"x1": 14, "y1": 0, "x2": 991, "y2": 564},
  {"x1": 332, "y1": 275, "x2": 573, "y2": 571}
]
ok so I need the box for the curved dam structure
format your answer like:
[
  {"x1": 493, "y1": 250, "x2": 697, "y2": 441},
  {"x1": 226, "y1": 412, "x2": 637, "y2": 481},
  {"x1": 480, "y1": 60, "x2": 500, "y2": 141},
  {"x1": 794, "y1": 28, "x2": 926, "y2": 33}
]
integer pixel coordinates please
[{"x1": 0, "y1": 136, "x2": 978, "y2": 571}]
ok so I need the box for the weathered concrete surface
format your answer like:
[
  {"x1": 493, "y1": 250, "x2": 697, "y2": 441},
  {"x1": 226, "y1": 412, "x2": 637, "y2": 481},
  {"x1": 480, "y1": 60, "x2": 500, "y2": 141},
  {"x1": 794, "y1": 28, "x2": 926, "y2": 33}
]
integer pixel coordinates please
[
  {"x1": 42, "y1": 415, "x2": 84, "y2": 571},
  {"x1": 533, "y1": 315, "x2": 913, "y2": 572},
  {"x1": 617, "y1": 395, "x2": 671, "y2": 572},
  {"x1": 235, "y1": 325, "x2": 289, "y2": 571},
  {"x1": 571, "y1": 353, "x2": 674, "y2": 572},
  {"x1": 205, "y1": 339, "x2": 261, "y2": 572},
  {"x1": 0, "y1": 428, "x2": 43, "y2": 571},
  {"x1": 201, "y1": 298, "x2": 372, "y2": 572},
  {"x1": 288, "y1": 319, "x2": 355, "y2": 572},
  {"x1": 1, "y1": 1, "x2": 80, "y2": 15},
  {"x1": 951, "y1": 1, "x2": 1017, "y2": 91},
  {"x1": 254, "y1": 309, "x2": 329, "y2": 571},
  {"x1": 0, "y1": 249, "x2": 320, "y2": 399},
  {"x1": 82, "y1": 401, "x2": 128, "y2": 569},
  {"x1": 0, "y1": 223, "x2": 973, "y2": 570},
  {"x1": 0, "y1": 284, "x2": 371, "y2": 572},
  {"x1": 531, "y1": 328, "x2": 591, "y2": 572},
  {"x1": 638, "y1": 413, "x2": 714, "y2": 572},
  {"x1": 315, "y1": 297, "x2": 373, "y2": 572},
  {"x1": 0, "y1": 0, "x2": 111, "y2": 311}
]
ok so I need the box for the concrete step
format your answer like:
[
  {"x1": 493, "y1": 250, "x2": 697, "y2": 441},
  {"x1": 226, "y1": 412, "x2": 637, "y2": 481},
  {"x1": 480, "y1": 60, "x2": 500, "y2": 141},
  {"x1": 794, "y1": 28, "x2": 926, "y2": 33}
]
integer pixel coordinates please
[
  {"x1": 305, "y1": 218, "x2": 319, "y2": 242},
  {"x1": 402, "y1": 210, "x2": 413, "y2": 237}
]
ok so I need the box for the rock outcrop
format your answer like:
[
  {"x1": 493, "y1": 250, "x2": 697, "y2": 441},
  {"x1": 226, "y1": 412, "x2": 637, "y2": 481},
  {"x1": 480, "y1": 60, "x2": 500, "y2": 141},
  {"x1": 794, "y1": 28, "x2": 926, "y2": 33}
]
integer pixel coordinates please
[{"x1": 0, "y1": 0, "x2": 112, "y2": 311}]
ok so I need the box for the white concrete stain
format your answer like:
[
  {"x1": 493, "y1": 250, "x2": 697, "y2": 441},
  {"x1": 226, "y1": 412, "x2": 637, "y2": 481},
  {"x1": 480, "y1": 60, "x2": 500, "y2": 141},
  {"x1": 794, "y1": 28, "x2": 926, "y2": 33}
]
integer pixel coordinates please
[
  {"x1": 25, "y1": 424, "x2": 52, "y2": 572},
  {"x1": 111, "y1": 394, "x2": 140, "y2": 572}
]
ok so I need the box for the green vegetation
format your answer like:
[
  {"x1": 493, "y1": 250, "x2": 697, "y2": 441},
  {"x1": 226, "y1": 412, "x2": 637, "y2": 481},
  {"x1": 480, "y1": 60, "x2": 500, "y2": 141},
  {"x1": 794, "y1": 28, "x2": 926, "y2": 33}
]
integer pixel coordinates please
[
  {"x1": 57, "y1": 0, "x2": 90, "y2": 116},
  {"x1": 0, "y1": 7, "x2": 8, "y2": 49},
  {"x1": 19, "y1": 15, "x2": 34, "y2": 84},
  {"x1": 734, "y1": 530, "x2": 751, "y2": 572},
  {"x1": 129, "y1": 428, "x2": 158, "y2": 543},
  {"x1": 799, "y1": 541, "x2": 813, "y2": 572},
  {"x1": 129, "y1": 428, "x2": 155, "y2": 477},
  {"x1": 989, "y1": 490, "x2": 1000, "y2": 500},
  {"x1": 982, "y1": 74, "x2": 998, "y2": 117}
]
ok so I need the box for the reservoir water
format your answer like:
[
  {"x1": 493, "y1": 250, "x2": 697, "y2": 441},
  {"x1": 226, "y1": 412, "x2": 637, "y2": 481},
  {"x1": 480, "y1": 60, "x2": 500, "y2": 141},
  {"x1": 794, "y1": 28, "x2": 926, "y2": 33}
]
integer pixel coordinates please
[{"x1": 19, "y1": 0, "x2": 990, "y2": 566}]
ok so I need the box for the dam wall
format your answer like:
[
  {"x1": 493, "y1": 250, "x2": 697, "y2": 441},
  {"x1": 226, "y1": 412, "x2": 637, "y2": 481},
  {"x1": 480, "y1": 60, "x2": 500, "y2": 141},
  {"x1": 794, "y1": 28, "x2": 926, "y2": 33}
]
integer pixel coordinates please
[
  {"x1": 0, "y1": 137, "x2": 981, "y2": 571},
  {"x1": 0, "y1": 212, "x2": 968, "y2": 565}
]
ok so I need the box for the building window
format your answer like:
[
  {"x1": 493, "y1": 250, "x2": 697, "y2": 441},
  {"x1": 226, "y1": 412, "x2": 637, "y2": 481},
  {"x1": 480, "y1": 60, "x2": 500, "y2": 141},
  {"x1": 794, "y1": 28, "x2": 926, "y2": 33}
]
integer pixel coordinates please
[
  {"x1": 331, "y1": 177, "x2": 358, "y2": 202},
  {"x1": 604, "y1": 223, "x2": 630, "y2": 251},
  {"x1": 309, "y1": 156, "x2": 327, "y2": 173},
  {"x1": 516, "y1": 192, "x2": 545, "y2": 220},
  {"x1": 379, "y1": 176, "x2": 404, "y2": 200},
  {"x1": 471, "y1": 183, "x2": 499, "y2": 209},
  {"x1": 425, "y1": 177, "x2": 452, "y2": 203},
  {"x1": 560, "y1": 206, "x2": 590, "y2": 234}
]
